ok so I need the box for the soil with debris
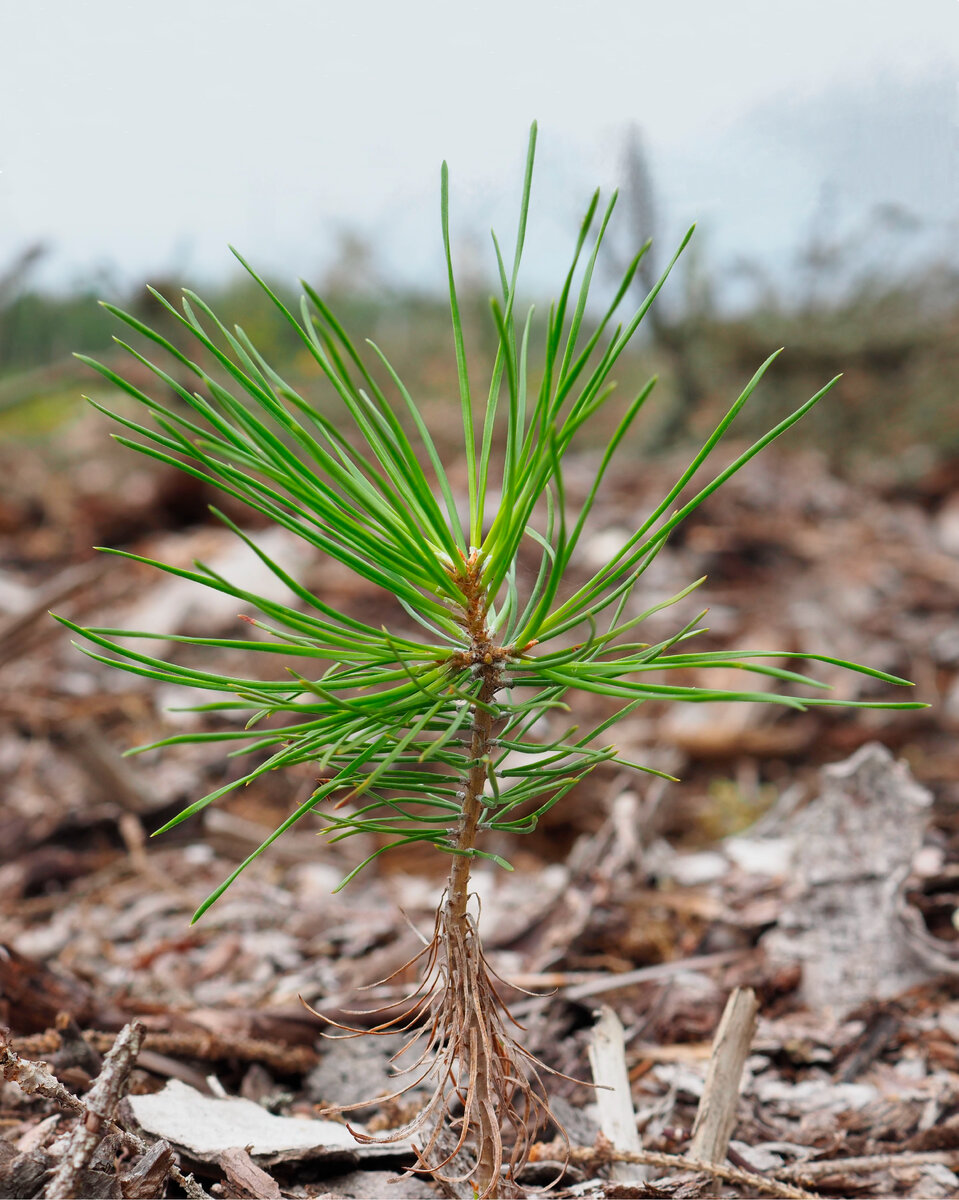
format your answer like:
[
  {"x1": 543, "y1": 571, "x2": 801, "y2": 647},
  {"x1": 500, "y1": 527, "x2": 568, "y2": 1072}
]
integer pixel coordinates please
[{"x1": 2, "y1": 416, "x2": 959, "y2": 1198}]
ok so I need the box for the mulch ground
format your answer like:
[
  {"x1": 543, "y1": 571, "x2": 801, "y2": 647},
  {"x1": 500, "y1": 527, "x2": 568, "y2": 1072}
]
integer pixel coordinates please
[{"x1": 2, "y1": 413, "x2": 959, "y2": 1197}]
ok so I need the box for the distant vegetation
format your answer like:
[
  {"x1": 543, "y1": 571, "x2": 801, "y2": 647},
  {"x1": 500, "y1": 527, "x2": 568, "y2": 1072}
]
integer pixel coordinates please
[{"x1": 2, "y1": 200, "x2": 957, "y2": 469}]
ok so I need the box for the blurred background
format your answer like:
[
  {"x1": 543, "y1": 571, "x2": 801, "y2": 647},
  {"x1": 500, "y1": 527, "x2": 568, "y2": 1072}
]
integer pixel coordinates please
[{"x1": 1, "y1": 0, "x2": 958, "y2": 951}]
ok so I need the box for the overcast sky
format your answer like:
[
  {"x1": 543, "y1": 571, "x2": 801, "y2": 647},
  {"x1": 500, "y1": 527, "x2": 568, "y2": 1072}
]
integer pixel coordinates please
[{"x1": 2, "y1": 0, "x2": 957, "y2": 298}]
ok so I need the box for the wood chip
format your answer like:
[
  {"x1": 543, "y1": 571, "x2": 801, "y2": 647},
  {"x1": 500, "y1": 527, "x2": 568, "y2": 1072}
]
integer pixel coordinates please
[
  {"x1": 588, "y1": 1006, "x2": 645, "y2": 1183},
  {"x1": 217, "y1": 1146, "x2": 282, "y2": 1199},
  {"x1": 689, "y1": 987, "x2": 759, "y2": 1167}
]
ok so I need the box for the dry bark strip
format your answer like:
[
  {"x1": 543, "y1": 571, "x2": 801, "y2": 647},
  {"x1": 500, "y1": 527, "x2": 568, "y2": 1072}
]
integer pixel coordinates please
[
  {"x1": 13, "y1": 1023, "x2": 317, "y2": 1074},
  {"x1": 688, "y1": 986, "x2": 759, "y2": 1167},
  {"x1": 119, "y1": 1139, "x2": 178, "y2": 1199},
  {"x1": 0, "y1": 1026, "x2": 209, "y2": 1198},
  {"x1": 217, "y1": 1147, "x2": 282, "y2": 1199},
  {"x1": 44, "y1": 1020, "x2": 146, "y2": 1198}
]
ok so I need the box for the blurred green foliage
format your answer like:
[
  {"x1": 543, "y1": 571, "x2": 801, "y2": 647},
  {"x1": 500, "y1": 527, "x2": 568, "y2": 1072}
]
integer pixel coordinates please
[
  {"x1": 0, "y1": 287, "x2": 115, "y2": 372},
  {"x1": 1, "y1": 227, "x2": 956, "y2": 470}
]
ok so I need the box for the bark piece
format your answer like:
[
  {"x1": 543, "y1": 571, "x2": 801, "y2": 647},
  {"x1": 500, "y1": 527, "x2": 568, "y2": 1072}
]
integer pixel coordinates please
[
  {"x1": 216, "y1": 1147, "x2": 281, "y2": 1199},
  {"x1": 838, "y1": 1010, "x2": 902, "y2": 1082},
  {"x1": 127, "y1": 1078, "x2": 412, "y2": 1164},
  {"x1": 0, "y1": 1147, "x2": 53, "y2": 1199},
  {"x1": 311, "y1": 1168, "x2": 441, "y2": 1199},
  {"x1": 0, "y1": 943, "x2": 98, "y2": 1034},
  {"x1": 118, "y1": 1139, "x2": 175, "y2": 1199},
  {"x1": 58, "y1": 1167, "x2": 120, "y2": 1198},
  {"x1": 51, "y1": 1012, "x2": 104, "y2": 1077},
  {"x1": 587, "y1": 1006, "x2": 645, "y2": 1183},
  {"x1": 305, "y1": 1031, "x2": 427, "y2": 1112},
  {"x1": 763, "y1": 742, "x2": 933, "y2": 1015},
  {"x1": 688, "y1": 986, "x2": 759, "y2": 1166}
]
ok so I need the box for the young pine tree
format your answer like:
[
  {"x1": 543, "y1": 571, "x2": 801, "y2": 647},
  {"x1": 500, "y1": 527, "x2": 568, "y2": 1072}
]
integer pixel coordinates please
[{"x1": 62, "y1": 124, "x2": 923, "y2": 1198}]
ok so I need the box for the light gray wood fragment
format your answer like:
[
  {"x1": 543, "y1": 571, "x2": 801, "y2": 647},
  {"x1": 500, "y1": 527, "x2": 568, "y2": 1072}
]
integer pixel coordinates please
[
  {"x1": 128, "y1": 1078, "x2": 412, "y2": 1163},
  {"x1": 689, "y1": 987, "x2": 759, "y2": 1167},
  {"x1": 587, "y1": 1005, "x2": 645, "y2": 1183}
]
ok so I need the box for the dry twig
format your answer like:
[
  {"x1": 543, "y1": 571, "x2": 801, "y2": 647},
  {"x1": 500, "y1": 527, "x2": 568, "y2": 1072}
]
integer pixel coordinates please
[
  {"x1": 13, "y1": 1025, "x2": 317, "y2": 1075},
  {"x1": 44, "y1": 1020, "x2": 146, "y2": 1198},
  {"x1": 780, "y1": 1148, "x2": 959, "y2": 1181},
  {"x1": 0, "y1": 1026, "x2": 209, "y2": 1198},
  {"x1": 564, "y1": 1142, "x2": 819, "y2": 1199}
]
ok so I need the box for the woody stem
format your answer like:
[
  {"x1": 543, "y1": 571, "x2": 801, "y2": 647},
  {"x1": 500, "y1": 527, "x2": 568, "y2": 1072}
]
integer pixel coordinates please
[{"x1": 441, "y1": 560, "x2": 505, "y2": 1196}]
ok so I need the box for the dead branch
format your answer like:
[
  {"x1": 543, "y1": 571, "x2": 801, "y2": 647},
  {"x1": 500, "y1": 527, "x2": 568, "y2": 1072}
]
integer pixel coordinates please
[
  {"x1": 13, "y1": 1024, "x2": 317, "y2": 1075},
  {"x1": 565, "y1": 1142, "x2": 819, "y2": 1199},
  {"x1": 44, "y1": 1020, "x2": 146, "y2": 1198},
  {"x1": 780, "y1": 1148, "x2": 959, "y2": 1180},
  {"x1": 2, "y1": 1030, "x2": 92, "y2": 1113},
  {"x1": 0, "y1": 1026, "x2": 209, "y2": 1198}
]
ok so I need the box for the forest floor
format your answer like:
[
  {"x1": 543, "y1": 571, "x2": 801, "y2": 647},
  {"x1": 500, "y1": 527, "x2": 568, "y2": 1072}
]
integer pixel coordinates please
[{"x1": 2, "y1": 412, "x2": 959, "y2": 1198}]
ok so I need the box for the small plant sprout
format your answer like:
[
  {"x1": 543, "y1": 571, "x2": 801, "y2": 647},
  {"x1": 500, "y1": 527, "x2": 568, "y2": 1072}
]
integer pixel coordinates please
[{"x1": 63, "y1": 123, "x2": 924, "y2": 1197}]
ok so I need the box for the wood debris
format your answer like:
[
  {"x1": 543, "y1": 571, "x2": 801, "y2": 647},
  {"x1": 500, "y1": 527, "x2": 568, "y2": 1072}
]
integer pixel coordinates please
[{"x1": 688, "y1": 987, "x2": 759, "y2": 1168}]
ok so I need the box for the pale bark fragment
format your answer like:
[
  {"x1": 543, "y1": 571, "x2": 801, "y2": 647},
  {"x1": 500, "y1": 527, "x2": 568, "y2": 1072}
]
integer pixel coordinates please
[{"x1": 763, "y1": 742, "x2": 933, "y2": 1015}]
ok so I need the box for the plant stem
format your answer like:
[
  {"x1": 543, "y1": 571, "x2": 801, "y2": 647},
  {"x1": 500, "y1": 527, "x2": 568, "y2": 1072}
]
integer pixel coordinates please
[
  {"x1": 447, "y1": 554, "x2": 501, "y2": 922},
  {"x1": 446, "y1": 669, "x2": 497, "y2": 923},
  {"x1": 442, "y1": 559, "x2": 506, "y2": 1197}
]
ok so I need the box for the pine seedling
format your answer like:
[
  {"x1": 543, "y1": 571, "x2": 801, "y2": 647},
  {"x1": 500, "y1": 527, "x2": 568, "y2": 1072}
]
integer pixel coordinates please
[{"x1": 63, "y1": 124, "x2": 923, "y2": 1198}]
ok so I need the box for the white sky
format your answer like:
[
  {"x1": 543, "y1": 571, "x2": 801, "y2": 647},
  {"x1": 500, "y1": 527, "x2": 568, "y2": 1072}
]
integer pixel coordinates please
[{"x1": 1, "y1": 0, "x2": 957, "y2": 296}]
